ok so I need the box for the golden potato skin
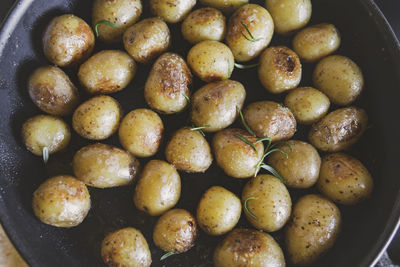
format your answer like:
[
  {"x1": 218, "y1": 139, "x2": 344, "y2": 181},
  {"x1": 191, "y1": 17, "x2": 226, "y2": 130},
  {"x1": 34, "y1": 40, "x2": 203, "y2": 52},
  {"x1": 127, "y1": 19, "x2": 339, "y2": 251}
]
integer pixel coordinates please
[
  {"x1": 226, "y1": 4, "x2": 274, "y2": 62},
  {"x1": 72, "y1": 143, "x2": 140, "y2": 188},
  {"x1": 145, "y1": 53, "x2": 192, "y2": 114},
  {"x1": 284, "y1": 87, "x2": 330, "y2": 125},
  {"x1": 285, "y1": 194, "x2": 341, "y2": 265},
  {"x1": 258, "y1": 46, "x2": 302, "y2": 94},
  {"x1": 197, "y1": 186, "x2": 241, "y2": 236},
  {"x1": 133, "y1": 160, "x2": 181, "y2": 216},
  {"x1": 32, "y1": 175, "x2": 90, "y2": 227},
  {"x1": 43, "y1": 14, "x2": 95, "y2": 67},
  {"x1": 150, "y1": 0, "x2": 196, "y2": 23},
  {"x1": 213, "y1": 128, "x2": 264, "y2": 178},
  {"x1": 309, "y1": 106, "x2": 368, "y2": 152},
  {"x1": 317, "y1": 153, "x2": 373, "y2": 205},
  {"x1": 200, "y1": 0, "x2": 248, "y2": 14},
  {"x1": 101, "y1": 227, "x2": 151, "y2": 267},
  {"x1": 313, "y1": 55, "x2": 364, "y2": 105},
  {"x1": 72, "y1": 95, "x2": 122, "y2": 140},
  {"x1": 214, "y1": 228, "x2": 285, "y2": 267}
]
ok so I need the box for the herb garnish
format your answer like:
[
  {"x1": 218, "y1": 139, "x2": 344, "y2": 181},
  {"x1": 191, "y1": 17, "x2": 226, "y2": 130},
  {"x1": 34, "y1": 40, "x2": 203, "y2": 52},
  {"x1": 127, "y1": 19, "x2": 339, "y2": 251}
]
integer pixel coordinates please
[
  {"x1": 240, "y1": 21, "x2": 260, "y2": 42},
  {"x1": 94, "y1": 20, "x2": 118, "y2": 37},
  {"x1": 244, "y1": 197, "x2": 259, "y2": 221},
  {"x1": 234, "y1": 134, "x2": 257, "y2": 153},
  {"x1": 160, "y1": 251, "x2": 175, "y2": 261},
  {"x1": 236, "y1": 106, "x2": 256, "y2": 137},
  {"x1": 190, "y1": 125, "x2": 210, "y2": 137},
  {"x1": 42, "y1": 147, "x2": 49, "y2": 164},
  {"x1": 234, "y1": 62, "x2": 259, "y2": 69}
]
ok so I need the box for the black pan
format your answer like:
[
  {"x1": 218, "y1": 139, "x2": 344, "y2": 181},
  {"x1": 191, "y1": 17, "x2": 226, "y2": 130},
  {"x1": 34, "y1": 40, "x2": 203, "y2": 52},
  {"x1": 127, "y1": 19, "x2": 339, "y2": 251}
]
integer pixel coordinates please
[{"x1": 1, "y1": 0, "x2": 400, "y2": 266}]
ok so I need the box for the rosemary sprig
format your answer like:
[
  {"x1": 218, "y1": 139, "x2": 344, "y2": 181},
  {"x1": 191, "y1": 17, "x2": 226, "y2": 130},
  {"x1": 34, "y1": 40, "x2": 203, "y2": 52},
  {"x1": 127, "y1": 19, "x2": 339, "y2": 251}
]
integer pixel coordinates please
[
  {"x1": 234, "y1": 134, "x2": 257, "y2": 153},
  {"x1": 259, "y1": 164, "x2": 285, "y2": 184},
  {"x1": 94, "y1": 20, "x2": 118, "y2": 37},
  {"x1": 160, "y1": 251, "x2": 175, "y2": 261},
  {"x1": 244, "y1": 197, "x2": 259, "y2": 221},
  {"x1": 182, "y1": 92, "x2": 191, "y2": 104},
  {"x1": 42, "y1": 147, "x2": 49, "y2": 164},
  {"x1": 240, "y1": 21, "x2": 260, "y2": 42},
  {"x1": 234, "y1": 62, "x2": 259, "y2": 69},
  {"x1": 190, "y1": 125, "x2": 210, "y2": 137},
  {"x1": 236, "y1": 106, "x2": 256, "y2": 137}
]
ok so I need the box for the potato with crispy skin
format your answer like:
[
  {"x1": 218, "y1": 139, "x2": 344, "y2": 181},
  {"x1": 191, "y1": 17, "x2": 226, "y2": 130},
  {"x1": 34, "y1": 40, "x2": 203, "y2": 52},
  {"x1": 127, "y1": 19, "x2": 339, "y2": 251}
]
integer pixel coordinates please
[
  {"x1": 149, "y1": 0, "x2": 196, "y2": 23},
  {"x1": 199, "y1": 0, "x2": 248, "y2": 14}
]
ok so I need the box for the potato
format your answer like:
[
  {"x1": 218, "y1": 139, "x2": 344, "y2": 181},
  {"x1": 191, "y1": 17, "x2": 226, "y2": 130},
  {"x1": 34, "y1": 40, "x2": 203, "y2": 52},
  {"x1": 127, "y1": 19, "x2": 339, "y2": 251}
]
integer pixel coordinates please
[
  {"x1": 187, "y1": 40, "x2": 234, "y2": 82},
  {"x1": 101, "y1": 227, "x2": 151, "y2": 267},
  {"x1": 309, "y1": 106, "x2": 368, "y2": 152},
  {"x1": 265, "y1": 0, "x2": 312, "y2": 35},
  {"x1": 214, "y1": 228, "x2": 285, "y2": 267},
  {"x1": 197, "y1": 186, "x2": 241, "y2": 235},
  {"x1": 133, "y1": 160, "x2": 181, "y2": 216},
  {"x1": 72, "y1": 143, "x2": 140, "y2": 188},
  {"x1": 226, "y1": 4, "x2": 274, "y2": 62},
  {"x1": 153, "y1": 209, "x2": 197, "y2": 253},
  {"x1": 317, "y1": 153, "x2": 373, "y2": 205},
  {"x1": 119, "y1": 109, "x2": 164, "y2": 158},
  {"x1": 313, "y1": 55, "x2": 364, "y2": 105},
  {"x1": 293, "y1": 23, "x2": 341, "y2": 63},
  {"x1": 145, "y1": 53, "x2": 192, "y2": 114},
  {"x1": 149, "y1": 0, "x2": 196, "y2": 23},
  {"x1": 285, "y1": 194, "x2": 341, "y2": 265},
  {"x1": 32, "y1": 175, "x2": 90, "y2": 227},
  {"x1": 43, "y1": 14, "x2": 94, "y2": 67},
  {"x1": 123, "y1": 17, "x2": 170, "y2": 64},
  {"x1": 72, "y1": 95, "x2": 122, "y2": 140},
  {"x1": 258, "y1": 46, "x2": 302, "y2": 94},
  {"x1": 22, "y1": 115, "x2": 70, "y2": 157},
  {"x1": 213, "y1": 128, "x2": 264, "y2": 178},
  {"x1": 92, "y1": 0, "x2": 142, "y2": 43},
  {"x1": 190, "y1": 80, "x2": 245, "y2": 132},
  {"x1": 284, "y1": 87, "x2": 330, "y2": 125},
  {"x1": 243, "y1": 101, "x2": 296, "y2": 142},
  {"x1": 199, "y1": 0, "x2": 248, "y2": 14}
]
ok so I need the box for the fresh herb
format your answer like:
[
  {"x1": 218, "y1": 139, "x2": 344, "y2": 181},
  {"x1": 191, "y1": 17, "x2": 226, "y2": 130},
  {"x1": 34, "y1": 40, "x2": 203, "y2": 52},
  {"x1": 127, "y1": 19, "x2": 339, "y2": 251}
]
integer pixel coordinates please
[
  {"x1": 94, "y1": 20, "x2": 118, "y2": 37},
  {"x1": 227, "y1": 59, "x2": 233, "y2": 77},
  {"x1": 234, "y1": 134, "x2": 257, "y2": 153},
  {"x1": 182, "y1": 92, "x2": 191, "y2": 104},
  {"x1": 234, "y1": 62, "x2": 259, "y2": 69},
  {"x1": 236, "y1": 106, "x2": 256, "y2": 137},
  {"x1": 160, "y1": 251, "x2": 175, "y2": 261},
  {"x1": 244, "y1": 197, "x2": 259, "y2": 221},
  {"x1": 42, "y1": 147, "x2": 49, "y2": 164},
  {"x1": 240, "y1": 21, "x2": 260, "y2": 42},
  {"x1": 259, "y1": 164, "x2": 286, "y2": 184},
  {"x1": 190, "y1": 125, "x2": 210, "y2": 137}
]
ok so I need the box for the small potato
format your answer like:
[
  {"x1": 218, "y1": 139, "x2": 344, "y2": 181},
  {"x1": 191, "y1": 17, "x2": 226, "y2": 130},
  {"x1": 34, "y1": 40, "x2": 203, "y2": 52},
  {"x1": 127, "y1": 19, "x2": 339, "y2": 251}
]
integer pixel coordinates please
[
  {"x1": 187, "y1": 40, "x2": 234, "y2": 82},
  {"x1": 22, "y1": 115, "x2": 70, "y2": 156},
  {"x1": 43, "y1": 14, "x2": 94, "y2": 67},
  {"x1": 317, "y1": 153, "x2": 373, "y2": 205},
  {"x1": 200, "y1": 0, "x2": 248, "y2": 14},
  {"x1": 150, "y1": 0, "x2": 196, "y2": 23},
  {"x1": 258, "y1": 46, "x2": 302, "y2": 94},
  {"x1": 145, "y1": 53, "x2": 192, "y2": 114},
  {"x1": 284, "y1": 87, "x2": 330, "y2": 125},
  {"x1": 165, "y1": 127, "x2": 213, "y2": 173},
  {"x1": 214, "y1": 228, "x2": 285, "y2": 267},
  {"x1": 72, "y1": 143, "x2": 140, "y2": 188},
  {"x1": 213, "y1": 128, "x2": 264, "y2": 178},
  {"x1": 197, "y1": 186, "x2": 241, "y2": 235},
  {"x1": 190, "y1": 80, "x2": 246, "y2": 132},
  {"x1": 293, "y1": 23, "x2": 341, "y2": 63},
  {"x1": 313, "y1": 55, "x2": 364, "y2": 105},
  {"x1": 101, "y1": 227, "x2": 151, "y2": 267},
  {"x1": 226, "y1": 4, "x2": 274, "y2": 62},
  {"x1": 72, "y1": 95, "x2": 122, "y2": 140},
  {"x1": 309, "y1": 106, "x2": 368, "y2": 152},
  {"x1": 244, "y1": 101, "x2": 297, "y2": 142},
  {"x1": 32, "y1": 175, "x2": 90, "y2": 227},
  {"x1": 285, "y1": 194, "x2": 341, "y2": 265},
  {"x1": 133, "y1": 160, "x2": 181, "y2": 216}
]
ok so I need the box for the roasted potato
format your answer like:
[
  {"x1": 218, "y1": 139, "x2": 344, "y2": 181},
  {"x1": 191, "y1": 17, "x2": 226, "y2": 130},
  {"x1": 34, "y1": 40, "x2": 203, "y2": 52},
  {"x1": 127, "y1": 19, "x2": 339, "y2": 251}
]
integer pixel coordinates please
[
  {"x1": 199, "y1": 0, "x2": 248, "y2": 14},
  {"x1": 149, "y1": 0, "x2": 196, "y2": 23}
]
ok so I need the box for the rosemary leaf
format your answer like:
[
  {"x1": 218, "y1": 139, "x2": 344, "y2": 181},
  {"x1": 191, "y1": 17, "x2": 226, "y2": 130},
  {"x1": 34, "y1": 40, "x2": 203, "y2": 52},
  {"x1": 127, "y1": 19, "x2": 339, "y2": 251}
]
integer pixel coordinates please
[
  {"x1": 244, "y1": 197, "x2": 259, "y2": 221},
  {"x1": 234, "y1": 62, "x2": 259, "y2": 69},
  {"x1": 264, "y1": 148, "x2": 289, "y2": 159},
  {"x1": 236, "y1": 106, "x2": 256, "y2": 137},
  {"x1": 271, "y1": 141, "x2": 293, "y2": 152},
  {"x1": 255, "y1": 137, "x2": 272, "y2": 143},
  {"x1": 190, "y1": 125, "x2": 210, "y2": 137},
  {"x1": 94, "y1": 20, "x2": 118, "y2": 37},
  {"x1": 160, "y1": 251, "x2": 175, "y2": 261},
  {"x1": 240, "y1": 21, "x2": 260, "y2": 42},
  {"x1": 182, "y1": 92, "x2": 191, "y2": 104},
  {"x1": 234, "y1": 134, "x2": 257, "y2": 153},
  {"x1": 42, "y1": 147, "x2": 49, "y2": 164},
  {"x1": 260, "y1": 164, "x2": 286, "y2": 184}
]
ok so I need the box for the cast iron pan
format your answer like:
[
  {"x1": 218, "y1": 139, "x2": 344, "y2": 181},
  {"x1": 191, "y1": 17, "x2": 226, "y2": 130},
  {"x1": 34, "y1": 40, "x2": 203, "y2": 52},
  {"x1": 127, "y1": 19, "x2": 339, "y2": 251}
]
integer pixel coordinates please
[{"x1": 1, "y1": 0, "x2": 400, "y2": 266}]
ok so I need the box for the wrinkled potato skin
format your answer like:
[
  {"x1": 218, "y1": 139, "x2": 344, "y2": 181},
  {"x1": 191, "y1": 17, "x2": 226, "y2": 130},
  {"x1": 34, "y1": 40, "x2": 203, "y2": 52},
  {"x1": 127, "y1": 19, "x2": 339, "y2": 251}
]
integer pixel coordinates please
[
  {"x1": 43, "y1": 14, "x2": 94, "y2": 67},
  {"x1": 285, "y1": 194, "x2": 341, "y2": 265},
  {"x1": 72, "y1": 143, "x2": 140, "y2": 188},
  {"x1": 32, "y1": 176, "x2": 90, "y2": 227},
  {"x1": 309, "y1": 106, "x2": 368, "y2": 152},
  {"x1": 200, "y1": 0, "x2": 248, "y2": 14},
  {"x1": 101, "y1": 227, "x2": 151, "y2": 267},
  {"x1": 317, "y1": 153, "x2": 373, "y2": 205},
  {"x1": 214, "y1": 229, "x2": 285, "y2": 267},
  {"x1": 150, "y1": 0, "x2": 196, "y2": 23}
]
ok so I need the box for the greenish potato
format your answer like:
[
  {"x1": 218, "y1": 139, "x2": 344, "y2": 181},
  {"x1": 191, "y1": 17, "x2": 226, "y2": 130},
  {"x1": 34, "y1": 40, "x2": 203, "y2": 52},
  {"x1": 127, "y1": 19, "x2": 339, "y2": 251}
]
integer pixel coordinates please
[{"x1": 149, "y1": 0, "x2": 196, "y2": 23}]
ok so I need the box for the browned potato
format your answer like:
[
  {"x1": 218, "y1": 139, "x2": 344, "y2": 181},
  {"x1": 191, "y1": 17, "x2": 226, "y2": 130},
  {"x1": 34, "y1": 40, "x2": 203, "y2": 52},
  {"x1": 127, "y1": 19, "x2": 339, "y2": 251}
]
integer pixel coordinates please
[
  {"x1": 199, "y1": 0, "x2": 248, "y2": 14},
  {"x1": 149, "y1": 0, "x2": 196, "y2": 23}
]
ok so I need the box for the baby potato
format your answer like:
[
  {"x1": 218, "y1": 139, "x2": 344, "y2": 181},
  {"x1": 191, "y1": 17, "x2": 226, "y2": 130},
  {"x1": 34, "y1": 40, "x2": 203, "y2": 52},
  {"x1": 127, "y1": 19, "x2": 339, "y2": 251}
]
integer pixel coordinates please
[
  {"x1": 293, "y1": 23, "x2": 341, "y2": 63},
  {"x1": 317, "y1": 153, "x2": 373, "y2": 205},
  {"x1": 72, "y1": 95, "x2": 122, "y2": 140},
  {"x1": 285, "y1": 194, "x2": 341, "y2": 265},
  {"x1": 145, "y1": 53, "x2": 192, "y2": 114},
  {"x1": 133, "y1": 160, "x2": 181, "y2": 216},
  {"x1": 149, "y1": 0, "x2": 196, "y2": 23},
  {"x1": 190, "y1": 80, "x2": 245, "y2": 132},
  {"x1": 284, "y1": 87, "x2": 330, "y2": 125},
  {"x1": 32, "y1": 175, "x2": 90, "y2": 227},
  {"x1": 43, "y1": 14, "x2": 94, "y2": 67},
  {"x1": 309, "y1": 106, "x2": 368, "y2": 152},
  {"x1": 214, "y1": 228, "x2": 285, "y2": 267},
  {"x1": 72, "y1": 143, "x2": 140, "y2": 188},
  {"x1": 101, "y1": 227, "x2": 151, "y2": 267},
  {"x1": 22, "y1": 115, "x2": 70, "y2": 156},
  {"x1": 187, "y1": 40, "x2": 234, "y2": 82},
  {"x1": 243, "y1": 101, "x2": 297, "y2": 142},
  {"x1": 313, "y1": 55, "x2": 364, "y2": 105},
  {"x1": 165, "y1": 127, "x2": 213, "y2": 173},
  {"x1": 258, "y1": 46, "x2": 302, "y2": 94},
  {"x1": 200, "y1": 0, "x2": 248, "y2": 14},
  {"x1": 213, "y1": 128, "x2": 264, "y2": 178},
  {"x1": 197, "y1": 186, "x2": 241, "y2": 236},
  {"x1": 119, "y1": 109, "x2": 164, "y2": 158}
]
